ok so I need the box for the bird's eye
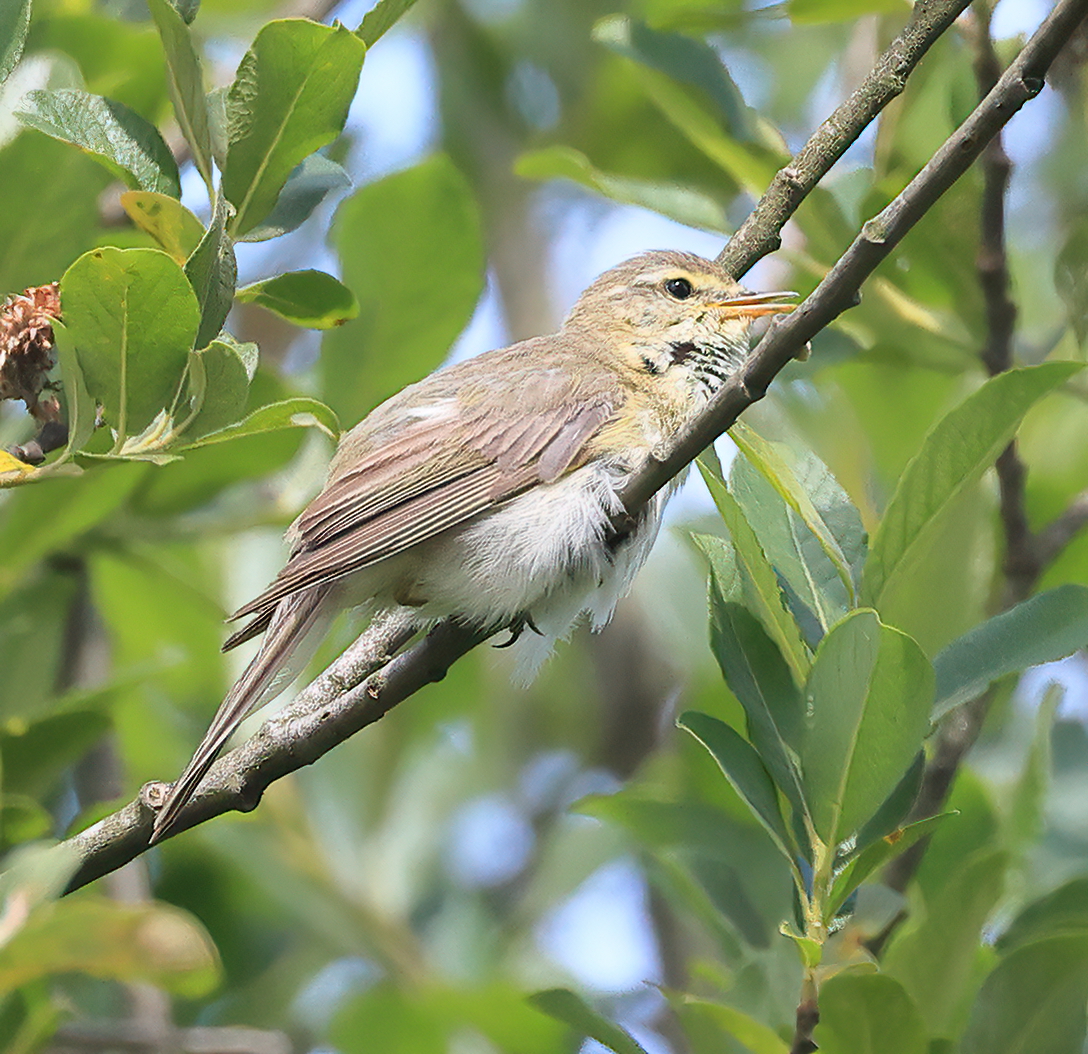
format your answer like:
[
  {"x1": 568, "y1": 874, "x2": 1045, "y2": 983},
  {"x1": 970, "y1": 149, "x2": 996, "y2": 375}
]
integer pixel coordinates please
[{"x1": 664, "y1": 277, "x2": 693, "y2": 300}]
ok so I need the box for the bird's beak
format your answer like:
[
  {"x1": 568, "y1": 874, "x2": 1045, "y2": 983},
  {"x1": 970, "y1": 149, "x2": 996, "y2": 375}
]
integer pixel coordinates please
[{"x1": 708, "y1": 290, "x2": 798, "y2": 318}]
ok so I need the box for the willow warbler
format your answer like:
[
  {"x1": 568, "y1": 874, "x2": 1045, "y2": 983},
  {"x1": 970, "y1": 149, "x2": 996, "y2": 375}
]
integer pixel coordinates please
[{"x1": 152, "y1": 249, "x2": 794, "y2": 840}]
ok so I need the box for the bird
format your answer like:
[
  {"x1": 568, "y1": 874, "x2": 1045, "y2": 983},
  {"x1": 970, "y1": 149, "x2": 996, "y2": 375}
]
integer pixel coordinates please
[{"x1": 150, "y1": 249, "x2": 794, "y2": 841}]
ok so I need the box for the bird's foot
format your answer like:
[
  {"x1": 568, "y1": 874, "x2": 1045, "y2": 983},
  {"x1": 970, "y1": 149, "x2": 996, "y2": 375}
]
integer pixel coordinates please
[{"x1": 493, "y1": 612, "x2": 544, "y2": 648}]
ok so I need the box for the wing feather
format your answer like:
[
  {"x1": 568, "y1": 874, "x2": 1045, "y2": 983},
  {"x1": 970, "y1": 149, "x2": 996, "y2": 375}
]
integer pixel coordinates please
[{"x1": 232, "y1": 385, "x2": 620, "y2": 626}]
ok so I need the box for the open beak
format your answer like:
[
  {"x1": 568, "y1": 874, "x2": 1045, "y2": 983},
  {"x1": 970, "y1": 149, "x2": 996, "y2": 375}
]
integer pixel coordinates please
[{"x1": 709, "y1": 289, "x2": 798, "y2": 318}]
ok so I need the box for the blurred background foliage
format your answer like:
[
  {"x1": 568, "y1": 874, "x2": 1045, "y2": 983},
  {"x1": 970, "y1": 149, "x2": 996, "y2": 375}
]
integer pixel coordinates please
[{"x1": 2, "y1": 0, "x2": 1088, "y2": 1051}]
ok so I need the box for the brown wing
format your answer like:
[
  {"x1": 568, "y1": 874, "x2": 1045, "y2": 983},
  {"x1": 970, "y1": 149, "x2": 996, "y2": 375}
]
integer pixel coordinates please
[{"x1": 227, "y1": 388, "x2": 617, "y2": 631}]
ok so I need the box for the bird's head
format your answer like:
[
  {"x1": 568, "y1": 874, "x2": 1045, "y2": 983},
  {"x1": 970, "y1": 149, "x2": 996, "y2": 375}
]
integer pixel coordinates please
[{"x1": 564, "y1": 249, "x2": 795, "y2": 392}]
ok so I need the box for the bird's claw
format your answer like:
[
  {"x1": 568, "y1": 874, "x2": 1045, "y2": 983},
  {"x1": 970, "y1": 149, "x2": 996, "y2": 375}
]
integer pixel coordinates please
[{"x1": 493, "y1": 613, "x2": 544, "y2": 648}]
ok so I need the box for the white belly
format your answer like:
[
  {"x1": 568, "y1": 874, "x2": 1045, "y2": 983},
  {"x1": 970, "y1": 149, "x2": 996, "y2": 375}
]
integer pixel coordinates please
[{"x1": 344, "y1": 461, "x2": 671, "y2": 678}]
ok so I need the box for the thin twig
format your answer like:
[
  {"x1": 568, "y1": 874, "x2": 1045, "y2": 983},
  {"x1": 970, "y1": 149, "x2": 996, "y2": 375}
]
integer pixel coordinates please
[
  {"x1": 58, "y1": 0, "x2": 1088, "y2": 895},
  {"x1": 716, "y1": 0, "x2": 972, "y2": 277}
]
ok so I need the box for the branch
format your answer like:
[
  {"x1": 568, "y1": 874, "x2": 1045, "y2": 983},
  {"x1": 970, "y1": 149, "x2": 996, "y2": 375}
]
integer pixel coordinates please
[
  {"x1": 716, "y1": 0, "x2": 973, "y2": 277},
  {"x1": 620, "y1": 0, "x2": 1087, "y2": 514},
  {"x1": 59, "y1": 0, "x2": 1088, "y2": 894},
  {"x1": 880, "y1": 0, "x2": 1088, "y2": 901}
]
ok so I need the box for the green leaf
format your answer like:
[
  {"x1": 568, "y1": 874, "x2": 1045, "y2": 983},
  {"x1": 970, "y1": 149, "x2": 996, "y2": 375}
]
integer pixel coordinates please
[
  {"x1": 727, "y1": 453, "x2": 846, "y2": 636},
  {"x1": 180, "y1": 396, "x2": 339, "y2": 449},
  {"x1": 961, "y1": 936, "x2": 1088, "y2": 1054},
  {"x1": 3, "y1": 710, "x2": 112, "y2": 799},
  {"x1": 861, "y1": 363, "x2": 1084, "y2": 610},
  {"x1": 827, "y1": 813, "x2": 949, "y2": 917},
  {"x1": 932, "y1": 584, "x2": 1088, "y2": 719},
  {"x1": 0, "y1": 133, "x2": 109, "y2": 293},
  {"x1": 700, "y1": 462, "x2": 811, "y2": 682},
  {"x1": 324, "y1": 154, "x2": 485, "y2": 421},
  {"x1": 672, "y1": 998, "x2": 788, "y2": 1054},
  {"x1": 182, "y1": 339, "x2": 253, "y2": 439},
  {"x1": 592, "y1": 16, "x2": 776, "y2": 195},
  {"x1": 788, "y1": 0, "x2": 908, "y2": 24},
  {"x1": 237, "y1": 153, "x2": 351, "y2": 242},
  {"x1": 223, "y1": 20, "x2": 365, "y2": 235},
  {"x1": 592, "y1": 16, "x2": 755, "y2": 142},
  {"x1": 60, "y1": 247, "x2": 200, "y2": 444},
  {"x1": 357, "y1": 0, "x2": 421, "y2": 46},
  {"x1": 853, "y1": 750, "x2": 925, "y2": 851},
  {"x1": 884, "y1": 849, "x2": 1009, "y2": 1038},
  {"x1": 147, "y1": 0, "x2": 213, "y2": 191},
  {"x1": 813, "y1": 973, "x2": 927, "y2": 1054},
  {"x1": 801, "y1": 610, "x2": 933, "y2": 845},
  {"x1": 120, "y1": 190, "x2": 205, "y2": 262},
  {"x1": 16, "y1": 89, "x2": 181, "y2": 196},
  {"x1": 173, "y1": 0, "x2": 198, "y2": 23},
  {"x1": 580, "y1": 793, "x2": 790, "y2": 948},
  {"x1": 0, "y1": 898, "x2": 219, "y2": 997},
  {"x1": 705, "y1": 596, "x2": 807, "y2": 820},
  {"x1": 998, "y1": 878, "x2": 1088, "y2": 954},
  {"x1": 0, "y1": 567, "x2": 80, "y2": 724},
  {"x1": 731, "y1": 420, "x2": 855, "y2": 607},
  {"x1": 690, "y1": 531, "x2": 741, "y2": 602},
  {"x1": 1056, "y1": 217, "x2": 1088, "y2": 345},
  {"x1": 54, "y1": 322, "x2": 97, "y2": 457},
  {"x1": 1007, "y1": 683, "x2": 1059, "y2": 850},
  {"x1": 515, "y1": 146, "x2": 729, "y2": 232},
  {"x1": 237, "y1": 269, "x2": 359, "y2": 329},
  {"x1": 0, "y1": 0, "x2": 32, "y2": 87},
  {"x1": 0, "y1": 462, "x2": 147, "y2": 598},
  {"x1": 678, "y1": 711, "x2": 793, "y2": 858},
  {"x1": 184, "y1": 193, "x2": 237, "y2": 349},
  {"x1": 527, "y1": 989, "x2": 649, "y2": 1054},
  {"x1": 333, "y1": 984, "x2": 446, "y2": 1054}
]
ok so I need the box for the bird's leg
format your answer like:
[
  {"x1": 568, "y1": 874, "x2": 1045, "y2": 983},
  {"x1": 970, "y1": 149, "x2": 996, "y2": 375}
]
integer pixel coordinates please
[{"x1": 493, "y1": 612, "x2": 544, "y2": 648}]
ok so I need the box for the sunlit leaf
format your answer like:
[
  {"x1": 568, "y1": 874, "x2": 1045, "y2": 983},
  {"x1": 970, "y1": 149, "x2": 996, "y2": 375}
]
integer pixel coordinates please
[
  {"x1": 700, "y1": 462, "x2": 811, "y2": 681},
  {"x1": 801, "y1": 610, "x2": 933, "y2": 845},
  {"x1": 516, "y1": 145, "x2": 729, "y2": 232},
  {"x1": 237, "y1": 269, "x2": 358, "y2": 329},
  {"x1": 731, "y1": 420, "x2": 855, "y2": 605},
  {"x1": 180, "y1": 396, "x2": 339, "y2": 448},
  {"x1": 120, "y1": 190, "x2": 204, "y2": 263},
  {"x1": 60, "y1": 247, "x2": 199, "y2": 444},
  {"x1": 862, "y1": 363, "x2": 1084, "y2": 610},
  {"x1": 357, "y1": 0, "x2": 421, "y2": 46},
  {"x1": 16, "y1": 89, "x2": 180, "y2": 196},
  {"x1": 0, "y1": 0, "x2": 32, "y2": 87},
  {"x1": 827, "y1": 813, "x2": 949, "y2": 917},
  {"x1": 223, "y1": 20, "x2": 365, "y2": 235},
  {"x1": 933, "y1": 584, "x2": 1088, "y2": 719},
  {"x1": 147, "y1": 0, "x2": 213, "y2": 190}
]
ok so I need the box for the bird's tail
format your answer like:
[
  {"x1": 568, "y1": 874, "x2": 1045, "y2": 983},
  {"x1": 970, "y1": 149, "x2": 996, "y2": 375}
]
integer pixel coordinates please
[{"x1": 151, "y1": 584, "x2": 333, "y2": 843}]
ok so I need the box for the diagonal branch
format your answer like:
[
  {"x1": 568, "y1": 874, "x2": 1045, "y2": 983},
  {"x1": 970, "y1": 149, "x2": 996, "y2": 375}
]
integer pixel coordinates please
[
  {"x1": 716, "y1": 0, "x2": 972, "y2": 277},
  {"x1": 60, "y1": 0, "x2": 1088, "y2": 895}
]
